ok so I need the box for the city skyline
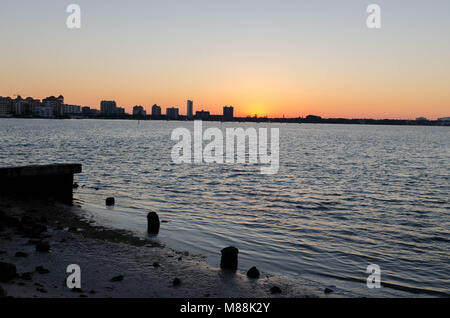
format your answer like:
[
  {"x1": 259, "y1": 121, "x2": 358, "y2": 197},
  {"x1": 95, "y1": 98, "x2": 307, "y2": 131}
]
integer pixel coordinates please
[{"x1": 1, "y1": 1, "x2": 450, "y2": 119}]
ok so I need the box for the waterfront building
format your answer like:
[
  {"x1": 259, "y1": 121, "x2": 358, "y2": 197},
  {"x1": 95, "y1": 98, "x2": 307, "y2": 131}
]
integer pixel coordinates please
[
  {"x1": 195, "y1": 110, "x2": 210, "y2": 120},
  {"x1": 133, "y1": 105, "x2": 146, "y2": 116},
  {"x1": 63, "y1": 104, "x2": 81, "y2": 114},
  {"x1": 166, "y1": 107, "x2": 179, "y2": 120},
  {"x1": 100, "y1": 100, "x2": 117, "y2": 116},
  {"x1": 187, "y1": 100, "x2": 193, "y2": 120},
  {"x1": 152, "y1": 104, "x2": 162, "y2": 118},
  {"x1": 223, "y1": 106, "x2": 234, "y2": 121},
  {"x1": 0, "y1": 97, "x2": 12, "y2": 116},
  {"x1": 42, "y1": 95, "x2": 64, "y2": 117}
]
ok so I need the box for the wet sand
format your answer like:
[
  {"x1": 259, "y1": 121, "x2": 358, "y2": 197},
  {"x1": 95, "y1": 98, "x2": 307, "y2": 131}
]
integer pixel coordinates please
[{"x1": 0, "y1": 197, "x2": 339, "y2": 298}]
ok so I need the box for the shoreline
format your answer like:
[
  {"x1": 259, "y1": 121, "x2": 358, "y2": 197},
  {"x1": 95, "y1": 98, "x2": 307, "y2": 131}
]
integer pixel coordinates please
[{"x1": 0, "y1": 197, "x2": 337, "y2": 298}]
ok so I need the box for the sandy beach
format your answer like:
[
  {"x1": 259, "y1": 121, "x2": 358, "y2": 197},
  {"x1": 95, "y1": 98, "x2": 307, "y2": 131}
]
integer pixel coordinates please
[{"x1": 0, "y1": 197, "x2": 338, "y2": 298}]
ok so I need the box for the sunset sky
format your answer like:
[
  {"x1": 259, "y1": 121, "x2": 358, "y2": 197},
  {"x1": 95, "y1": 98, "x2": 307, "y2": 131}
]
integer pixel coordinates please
[{"x1": 1, "y1": 0, "x2": 449, "y2": 119}]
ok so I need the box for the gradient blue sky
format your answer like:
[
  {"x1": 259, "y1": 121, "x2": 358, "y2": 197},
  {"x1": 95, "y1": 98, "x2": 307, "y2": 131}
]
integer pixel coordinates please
[{"x1": 1, "y1": 0, "x2": 449, "y2": 118}]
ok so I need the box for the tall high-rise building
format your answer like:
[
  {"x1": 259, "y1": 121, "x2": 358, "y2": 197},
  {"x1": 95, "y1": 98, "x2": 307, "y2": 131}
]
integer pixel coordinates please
[
  {"x1": 152, "y1": 104, "x2": 161, "y2": 118},
  {"x1": 100, "y1": 100, "x2": 117, "y2": 116},
  {"x1": 223, "y1": 106, "x2": 234, "y2": 121},
  {"x1": 187, "y1": 100, "x2": 193, "y2": 120}
]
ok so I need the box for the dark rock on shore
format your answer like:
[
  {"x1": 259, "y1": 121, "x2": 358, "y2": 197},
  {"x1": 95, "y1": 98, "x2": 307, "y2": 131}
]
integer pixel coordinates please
[
  {"x1": 220, "y1": 246, "x2": 239, "y2": 270},
  {"x1": 0, "y1": 212, "x2": 20, "y2": 228},
  {"x1": 73, "y1": 183, "x2": 79, "y2": 189},
  {"x1": 152, "y1": 262, "x2": 160, "y2": 268},
  {"x1": 172, "y1": 278, "x2": 181, "y2": 286},
  {"x1": 270, "y1": 286, "x2": 282, "y2": 294},
  {"x1": 36, "y1": 266, "x2": 50, "y2": 274},
  {"x1": 21, "y1": 272, "x2": 33, "y2": 280},
  {"x1": 36, "y1": 241, "x2": 50, "y2": 252},
  {"x1": 39, "y1": 216, "x2": 48, "y2": 224},
  {"x1": 27, "y1": 239, "x2": 40, "y2": 245},
  {"x1": 324, "y1": 288, "x2": 334, "y2": 294},
  {"x1": 147, "y1": 212, "x2": 160, "y2": 234},
  {"x1": 0, "y1": 262, "x2": 17, "y2": 282},
  {"x1": 246, "y1": 266, "x2": 260, "y2": 279},
  {"x1": 36, "y1": 288, "x2": 48, "y2": 293},
  {"x1": 0, "y1": 285, "x2": 7, "y2": 297},
  {"x1": 15, "y1": 251, "x2": 28, "y2": 257},
  {"x1": 106, "y1": 197, "x2": 115, "y2": 206},
  {"x1": 21, "y1": 224, "x2": 47, "y2": 239},
  {"x1": 111, "y1": 275, "x2": 124, "y2": 282}
]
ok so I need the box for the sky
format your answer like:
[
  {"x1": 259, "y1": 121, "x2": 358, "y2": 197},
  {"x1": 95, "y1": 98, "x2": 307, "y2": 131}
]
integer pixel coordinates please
[{"x1": 1, "y1": 0, "x2": 449, "y2": 119}]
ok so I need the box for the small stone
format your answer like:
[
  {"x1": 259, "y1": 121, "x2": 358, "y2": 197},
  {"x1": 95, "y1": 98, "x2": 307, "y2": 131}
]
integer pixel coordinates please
[
  {"x1": 152, "y1": 262, "x2": 160, "y2": 268},
  {"x1": 73, "y1": 183, "x2": 79, "y2": 189},
  {"x1": 106, "y1": 197, "x2": 115, "y2": 206},
  {"x1": 36, "y1": 266, "x2": 50, "y2": 274},
  {"x1": 172, "y1": 278, "x2": 181, "y2": 286},
  {"x1": 36, "y1": 288, "x2": 47, "y2": 293},
  {"x1": 36, "y1": 241, "x2": 50, "y2": 252},
  {"x1": 246, "y1": 266, "x2": 260, "y2": 279},
  {"x1": 111, "y1": 275, "x2": 124, "y2": 282},
  {"x1": 324, "y1": 288, "x2": 334, "y2": 294},
  {"x1": 21, "y1": 272, "x2": 33, "y2": 280},
  {"x1": 15, "y1": 251, "x2": 28, "y2": 258},
  {"x1": 270, "y1": 286, "x2": 282, "y2": 294}
]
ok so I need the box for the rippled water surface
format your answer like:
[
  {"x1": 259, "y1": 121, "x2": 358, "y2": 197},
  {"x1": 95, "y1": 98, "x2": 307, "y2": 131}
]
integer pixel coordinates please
[{"x1": 1, "y1": 119, "x2": 449, "y2": 297}]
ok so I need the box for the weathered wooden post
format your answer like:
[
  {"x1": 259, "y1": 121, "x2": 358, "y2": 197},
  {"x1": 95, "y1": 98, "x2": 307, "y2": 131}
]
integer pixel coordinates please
[
  {"x1": 220, "y1": 246, "x2": 239, "y2": 270},
  {"x1": 147, "y1": 212, "x2": 160, "y2": 234}
]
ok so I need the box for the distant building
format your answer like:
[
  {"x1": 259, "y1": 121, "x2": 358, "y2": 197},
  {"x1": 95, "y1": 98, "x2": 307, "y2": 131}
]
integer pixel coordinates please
[
  {"x1": 116, "y1": 107, "x2": 125, "y2": 115},
  {"x1": 187, "y1": 100, "x2": 193, "y2": 120},
  {"x1": 438, "y1": 117, "x2": 450, "y2": 122},
  {"x1": 0, "y1": 97, "x2": 12, "y2": 116},
  {"x1": 223, "y1": 106, "x2": 234, "y2": 121},
  {"x1": 63, "y1": 104, "x2": 81, "y2": 114},
  {"x1": 166, "y1": 107, "x2": 179, "y2": 120},
  {"x1": 152, "y1": 104, "x2": 161, "y2": 118},
  {"x1": 133, "y1": 105, "x2": 146, "y2": 116},
  {"x1": 100, "y1": 100, "x2": 117, "y2": 116},
  {"x1": 41, "y1": 95, "x2": 64, "y2": 117},
  {"x1": 195, "y1": 110, "x2": 210, "y2": 120},
  {"x1": 34, "y1": 104, "x2": 54, "y2": 118}
]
